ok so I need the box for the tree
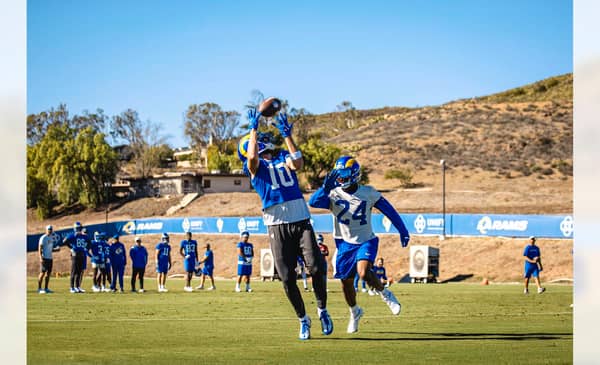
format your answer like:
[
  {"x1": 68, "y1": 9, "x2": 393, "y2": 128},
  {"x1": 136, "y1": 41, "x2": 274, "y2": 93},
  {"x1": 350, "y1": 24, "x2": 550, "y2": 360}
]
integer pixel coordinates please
[
  {"x1": 183, "y1": 103, "x2": 241, "y2": 147},
  {"x1": 299, "y1": 137, "x2": 341, "y2": 189},
  {"x1": 336, "y1": 100, "x2": 359, "y2": 129},
  {"x1": 28, "y1": 122, "x2": 118, "y2": 218},
  {"x1": 111, "y1": 109, "x2": 168, "y2": 177}
]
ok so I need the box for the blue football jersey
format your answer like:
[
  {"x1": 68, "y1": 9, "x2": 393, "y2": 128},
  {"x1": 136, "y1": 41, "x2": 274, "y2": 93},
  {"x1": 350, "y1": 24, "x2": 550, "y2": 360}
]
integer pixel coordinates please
[
  {"x1": 90, "y1": 240, "x2": 103, "y2": 263},
  {"x1": 374, "y1": 266, "x2": 387, "y2": 280},
  {"x1": 65, "y1": 233, "x2": 91, "y2": 253},
  {"x1": 237, "y1": 242, "x2": 253, "y2": 265},
  {"x1": 102, "y1": 241, "x2": 111, "y2": 262},
  {"x1": 243, "y1": 151, "x2": 304, "y2": 210},
  {"x1": 109, "y1": 242, "x2": 127, "y2": 267},
  {"x1": 180, "y1": 240, "x2": 198, "y2": 258},
  {"x1": 156, "y1": 243, "x2": 171, "y2": 264},
  {"x1": 204, "y1": 250, "x2": 214, "y2": 267}
]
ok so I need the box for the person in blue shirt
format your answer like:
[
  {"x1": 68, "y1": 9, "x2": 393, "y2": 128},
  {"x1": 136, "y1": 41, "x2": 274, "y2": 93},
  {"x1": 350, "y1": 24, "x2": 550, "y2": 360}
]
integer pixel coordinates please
[
  {"x1": 523, "y1": 236, "x2": 546, "y2": 294},
  {"x1": 238, "y1": 109, "x2": 332, "y2": 340},
  {"x1": 109, "y1": 234, "x2": 127, "y2": 292},
  {"x1": 236, "y1": 231, "x2": 254, "y2": 293},
  {"x1": 309, "y1": 156, "x2": 410, "y2": 334},
  {"x1": 101, "y1": 234, "x2": 112, "y2": 292},
  {"x1": 297, "y1": 256, "x2": 309, "y2": 292},
  {"x1": 62, "y1": 222, "x2": 92, "y2": 293},
  {"x1": 371, "y1": 257, "x2": 392, "y2": 295},
  {"x1": 196, "y1": 243, "x2": 215, "y2": 290},
  {"x1": 130, "y1": 236, "x2": 148, "y2": 293},
  {"x1": 156, "y1": 233, "x2": 172, "y2": 293},
  {"x1": 90, "y1": 231, "x2": 106, "y2": 292},
  {"x1": 180, "y1": 231, "x2": 198, "y2": 292}
]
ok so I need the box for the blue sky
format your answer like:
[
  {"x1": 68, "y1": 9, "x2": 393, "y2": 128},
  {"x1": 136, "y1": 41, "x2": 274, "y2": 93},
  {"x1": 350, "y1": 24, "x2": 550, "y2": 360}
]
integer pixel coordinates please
[{"x1": 28, "y1": 0, "x2": 572, "y2": 147}]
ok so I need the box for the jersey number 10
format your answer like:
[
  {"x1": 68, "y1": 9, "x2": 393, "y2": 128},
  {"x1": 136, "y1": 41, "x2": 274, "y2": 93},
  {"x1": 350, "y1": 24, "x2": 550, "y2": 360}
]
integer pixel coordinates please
[{"x1": 268, "y1": 163, "x2": 294, "y2": 190}]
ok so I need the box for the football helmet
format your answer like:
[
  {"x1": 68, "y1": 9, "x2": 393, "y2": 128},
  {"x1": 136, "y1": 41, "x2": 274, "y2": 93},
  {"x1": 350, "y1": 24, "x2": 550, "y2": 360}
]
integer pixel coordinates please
[
  {"x1": 333, "y1": 156, "x2": 361, "y2": 188},
  {"x1": 74, "y1": 221, "x2": 83, "y2": 232},
  {"x1": 316, "y1": 234, "x2": 324, "y2": 243},
  {"x1": 240, "y1": 231, "x2": 250, "y2": 238},
  {"x1": 237, "y1": 132, "x2": 275, "y2": 162},
  {"x1": 94, "y1": 231, "x2": 101, "y2": 241},
  {"x1": 162, "y1": 232, "x2": 169, "y2": 241}
]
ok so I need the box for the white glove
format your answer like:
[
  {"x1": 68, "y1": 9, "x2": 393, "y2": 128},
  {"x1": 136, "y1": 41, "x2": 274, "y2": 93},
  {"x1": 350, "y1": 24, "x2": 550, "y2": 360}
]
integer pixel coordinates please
[{"x1": 185, "y1": 254, "x2": 190, "y2": 259}]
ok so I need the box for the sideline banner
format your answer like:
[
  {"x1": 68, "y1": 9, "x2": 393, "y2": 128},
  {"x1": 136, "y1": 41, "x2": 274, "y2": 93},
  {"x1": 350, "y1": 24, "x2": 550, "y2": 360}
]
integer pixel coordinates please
[{"x1": 27, "y1": 213, "x2": 573, "y2": 252}]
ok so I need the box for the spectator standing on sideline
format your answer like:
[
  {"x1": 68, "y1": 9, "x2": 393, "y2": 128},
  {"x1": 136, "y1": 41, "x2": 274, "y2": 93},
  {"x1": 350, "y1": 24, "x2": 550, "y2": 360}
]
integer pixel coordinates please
[
  {"x1": 196, "y1": 243, "x2": 215, "y2": 290},
  {"x1": 523, "y1": 236, "x2": 546, "y2": 294},
  {"x1": 239, "y1": 108, "x2": 332, "y2": 340},
  {"x1": 297, "y1": 256, "x2": 309, "y2": 291},
  {"x1": 180, "y1": 231, "x2": 198, "y2": 292},
  {"x1": 236, "y1": 231, "x2": 254, "y2": 293},
  {"x1": 63, "y1": 222, "x2": 91, "y2": 293},
  {"x1": 156, "y1": 233, "x2": 172, "y2": 292},
  {"x1": 109, "y1": 235, "x2": 127, "y2": 292},
  {"x1": 37, "y1": 225, "x2": 57, "y2": 294},
  {"x1": 130, "y1": 236, "x2": 148, "y2": 293}
]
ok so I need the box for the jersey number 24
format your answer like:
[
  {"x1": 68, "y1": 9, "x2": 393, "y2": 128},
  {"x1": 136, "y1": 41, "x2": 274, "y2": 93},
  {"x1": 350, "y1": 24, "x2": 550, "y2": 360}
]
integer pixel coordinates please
[{"x1": 335, "y1": 200, "x2": 367, "y2": 225}]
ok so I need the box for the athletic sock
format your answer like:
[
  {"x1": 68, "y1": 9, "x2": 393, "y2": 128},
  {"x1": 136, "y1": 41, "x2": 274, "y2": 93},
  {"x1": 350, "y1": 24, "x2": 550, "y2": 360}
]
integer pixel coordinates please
[
  {"x1": 317, "y1": 307, "x2": 327, "y2": 317},
  {"x1": 299, "y1": 315, "x2": 309, "y2": 322}
]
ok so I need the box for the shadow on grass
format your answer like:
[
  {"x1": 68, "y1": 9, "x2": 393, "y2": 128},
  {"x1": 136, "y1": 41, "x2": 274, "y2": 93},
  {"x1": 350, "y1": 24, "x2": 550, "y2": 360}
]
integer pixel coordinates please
[
  {"x1": 440, "y1": 274, "x2": 474, "y2": 283},
  {"x1": 323, "y1": 332, "x2": 572, "y2": 341}
]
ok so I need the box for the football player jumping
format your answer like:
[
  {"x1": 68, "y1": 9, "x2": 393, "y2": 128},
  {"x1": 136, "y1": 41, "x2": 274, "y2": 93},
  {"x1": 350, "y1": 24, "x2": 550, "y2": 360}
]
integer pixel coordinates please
[
  {"x1": 309, "y1": 156, "x2": 410, "y2": 334},
  {"x1": 238, "y1": 108, "x2": 332, "y2": 340}
]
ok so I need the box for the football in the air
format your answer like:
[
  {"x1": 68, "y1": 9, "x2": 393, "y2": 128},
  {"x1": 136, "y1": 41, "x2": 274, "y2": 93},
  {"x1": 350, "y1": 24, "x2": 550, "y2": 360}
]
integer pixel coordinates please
[{"x1": 258, "y1": 97, "x2": 282, "y2": 118}]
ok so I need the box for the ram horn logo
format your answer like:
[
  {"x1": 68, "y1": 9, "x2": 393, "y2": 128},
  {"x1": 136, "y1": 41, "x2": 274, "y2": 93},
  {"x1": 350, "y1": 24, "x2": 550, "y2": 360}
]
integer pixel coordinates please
[
  {"x1": 560, "y1": 216, "x2": 574, "y2": 237},
  {"x1": 414, "y1": 215, "x2": 426, "y2": 234},
  {"x1": 477, "y1": 216, "x2": 492, "y2": 234},
  {"x1": 122, "y1": 221, "x2": 136, "y2": 234}
]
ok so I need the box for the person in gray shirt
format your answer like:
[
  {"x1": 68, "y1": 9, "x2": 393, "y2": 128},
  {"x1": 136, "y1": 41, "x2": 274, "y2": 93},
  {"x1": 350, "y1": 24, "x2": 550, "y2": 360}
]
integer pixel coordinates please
[{"x1": 38, "y1": 225, "x2": 57, "y2": 294}]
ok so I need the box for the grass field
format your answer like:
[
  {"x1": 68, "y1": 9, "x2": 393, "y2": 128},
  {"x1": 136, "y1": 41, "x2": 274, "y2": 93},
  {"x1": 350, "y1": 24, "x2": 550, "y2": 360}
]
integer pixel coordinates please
[{"x1": 27, "y1": 278, "x2": 572, "y2": 365}]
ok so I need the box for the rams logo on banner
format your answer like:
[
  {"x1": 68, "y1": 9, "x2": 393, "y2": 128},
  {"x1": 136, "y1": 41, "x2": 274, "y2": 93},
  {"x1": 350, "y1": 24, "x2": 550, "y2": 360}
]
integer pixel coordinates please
[{"x1": 122, "y1": 221, "x2": 136, "y2": 234}]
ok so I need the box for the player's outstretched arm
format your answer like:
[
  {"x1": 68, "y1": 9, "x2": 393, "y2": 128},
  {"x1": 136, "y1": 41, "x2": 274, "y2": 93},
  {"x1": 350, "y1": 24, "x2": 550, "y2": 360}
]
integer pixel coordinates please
[
  {"x1": 375, "y1": 196, "x2": 410, "y2": 247},
  {"x1": 275, "y1": 113, "x2": 303, "y2": 171},
  {"x1": 308, "y1": 170, "x2": 338, "y2": 209},
  {"x1": 246, "y1": 108, "x2": 261, "y2": 176}
]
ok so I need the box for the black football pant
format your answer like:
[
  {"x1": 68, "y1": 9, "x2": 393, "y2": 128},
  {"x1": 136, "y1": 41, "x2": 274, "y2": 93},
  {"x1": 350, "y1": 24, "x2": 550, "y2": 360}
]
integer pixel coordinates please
[
  {"x1": 70, "y1": 254, "x2": 85, "y2": 289},
  {"x1": 131, "y1": 267, "x2": 145, "y2": 290},
  {"x1": 268, "y1": 219, "x2": 327, "y2": 318}
]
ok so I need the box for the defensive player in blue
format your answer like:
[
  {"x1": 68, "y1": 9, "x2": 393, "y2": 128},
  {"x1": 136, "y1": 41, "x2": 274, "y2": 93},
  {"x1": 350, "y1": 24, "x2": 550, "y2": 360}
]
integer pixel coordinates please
[
  {"x1": 130, "y1": 236, "x2": 148, "y2": 293},
  {"x1": 523, "y1": 236, "x2": 546, "y2": 294},
  {"x1": 62, "y1": 222, "x2": 92, "y2": 293},
  {"x1": 90, "y1": 231, "x2": 106, "y2": 292},
  {"x1": 309, "y1": 156, "x2": 410, "y2": 334},
  {"x1": 109, "y1": 234, "x2": 127, "y2": 292},
  {"x1": 238, "y1": 108, "x2": 332, "y2": 340},
  {"x1": 101, "y1": 233, "x2": 112, "y2": 292},
  {"x1": 180, "y1": 231, "x2": 198, "y2": 292},
  {"x1": 196, "y1": 243, "x2": 215, "y2": 290},
  {"x1": 236, "y1": 231, "x2": 254, "y2": 293},
  {"x1": 155, "y1": 233, "x2": 172, "y2": 293}
]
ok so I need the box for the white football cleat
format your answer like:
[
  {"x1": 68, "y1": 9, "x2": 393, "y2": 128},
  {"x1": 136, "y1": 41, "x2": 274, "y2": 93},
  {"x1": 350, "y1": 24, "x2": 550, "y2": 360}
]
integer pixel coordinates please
[
  {"x1": 207, "y1": 286, "x2": 215, "y2": 291},
  {"x1": 235, "y1": 287, "x2": 241, "y2": 292},
  {"x1": 246, "y1": 288, "x2": 253, "y2": 292},
  {"x1": 138, "y1": 289, "x2": 145, "y2": 293},
  {"x1": 381, "y1": 288, "x2": 401, "y2": 315},
  {"x1": 38, "y1": 289, "x2": 46, "y2": 294},
  {"x1": 184, "y1": 286, "x2": 193, "y2": 292},
  {"x1": 538, "y1": 287, "x2": 546, "y2": 294},
  {"x1": 70, "y1": 288, "x2": 77, "y2": 293},
  {"x1": 347, "y1": 306, "x2": 364, "y2": 333},
  {"x1": 299, "y1": 316, "x2": 311, "y2": 340},
  {"x1": 195, "y1": 285, "x2": 204, "y2": 290},
  {"x1": 361, "y1": 288, "x2": 368, "y2": 293},
  {"x1": 77, "y1": 287, "x2": 86, "y2": 293}
]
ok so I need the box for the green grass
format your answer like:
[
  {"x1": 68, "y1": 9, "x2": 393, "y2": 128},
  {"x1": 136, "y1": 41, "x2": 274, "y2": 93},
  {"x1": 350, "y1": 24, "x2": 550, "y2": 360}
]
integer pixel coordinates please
[{"x1": 28, "y1": 278, "x2": 572, "y2": 365}]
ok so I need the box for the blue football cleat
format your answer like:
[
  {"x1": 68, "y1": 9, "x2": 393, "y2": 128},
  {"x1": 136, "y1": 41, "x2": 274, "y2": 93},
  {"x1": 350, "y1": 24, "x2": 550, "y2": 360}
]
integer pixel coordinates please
[
  {"x1": 299, "y1": 316, "x2": 311, "y2": 340},
  {"x1": 319, "y1": 310, "x2": 333, "y2": 335}
]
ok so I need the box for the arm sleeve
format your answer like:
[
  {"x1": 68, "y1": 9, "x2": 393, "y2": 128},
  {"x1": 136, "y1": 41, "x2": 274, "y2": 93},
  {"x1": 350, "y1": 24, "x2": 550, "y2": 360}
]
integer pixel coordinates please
[
  {"x1": 374, "y1": 197, "x2": 409, "y2": 239},
  {"x1": 308, "y1": 187, "x2": 331, "y2": 209}
]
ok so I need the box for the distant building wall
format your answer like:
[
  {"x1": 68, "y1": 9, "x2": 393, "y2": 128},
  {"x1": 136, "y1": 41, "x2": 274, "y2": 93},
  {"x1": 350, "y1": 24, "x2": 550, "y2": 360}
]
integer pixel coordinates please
[{"x1": 201, "y1": 174, "x2": 251, "y2": 193}]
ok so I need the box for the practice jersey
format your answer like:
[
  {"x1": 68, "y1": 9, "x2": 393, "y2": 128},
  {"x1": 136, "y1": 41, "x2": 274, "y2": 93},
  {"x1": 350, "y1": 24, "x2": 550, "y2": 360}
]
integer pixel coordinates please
[
  {"x1": 38, "y1": 233, "x2": 56, "y2": 260},
  {"x1": 203, "y1": 250, "x2": 214, "y2": 267},
  {"x1": 64, "y1": 233, "x2": 91, "y2": 254},
  {"x1": 156, "y1": 243, "x2": 171, "y2": 265},
  {"x1": 523, "y1": 245, "x2": 541, "y2": 261},
  {"x1": 374, "y1": 265, "x2": 387, "y2": 280},
  {"x1": 102, "y1": 242, "x2": 111, "y2": 263},
  {"x1": 243, "y1": 151, "x2": 309, "y2": 225},
  {"x1": 130, "y1": 245, "x2": 148, "y2": 269},
  {"x1": 180, "y1": 239, "x2": 198, "y2": 259},
  {"x1": 90, "y1": 240, "x2": 104, "y2": 264},
  {"x1": 328, "y1": 185, "x2": 382, "y2": 244},
  {"x1": 237, "y1": 242, "x2": 254, "y2": 265}
]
